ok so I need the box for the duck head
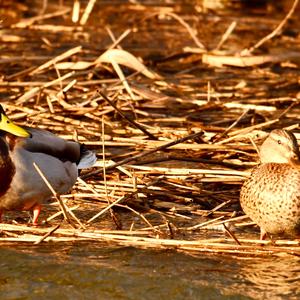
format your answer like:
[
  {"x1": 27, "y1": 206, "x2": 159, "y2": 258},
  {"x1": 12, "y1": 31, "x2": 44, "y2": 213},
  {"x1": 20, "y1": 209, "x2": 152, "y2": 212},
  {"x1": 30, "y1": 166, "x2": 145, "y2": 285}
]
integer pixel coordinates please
[
  {"x1": 0, "y1": 105, "x2": 31, "y2": 138},
  {"x1": 259, "y1": 129, "x2": 300, "y2": 164}
]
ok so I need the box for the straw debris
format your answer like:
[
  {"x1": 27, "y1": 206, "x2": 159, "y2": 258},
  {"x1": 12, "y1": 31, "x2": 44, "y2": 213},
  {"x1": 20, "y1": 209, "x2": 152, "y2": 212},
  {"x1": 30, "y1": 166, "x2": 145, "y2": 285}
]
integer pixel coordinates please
[{"x1": 1, "y1": 1, "x2": 300, "y2": 257}]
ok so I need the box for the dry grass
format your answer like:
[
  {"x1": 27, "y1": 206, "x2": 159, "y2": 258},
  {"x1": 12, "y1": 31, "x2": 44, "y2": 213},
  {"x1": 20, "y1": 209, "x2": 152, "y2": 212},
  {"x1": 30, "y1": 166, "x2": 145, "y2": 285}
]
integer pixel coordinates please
[{"x1": 1, "y1": 0, "x2": 300, "y2": 256}]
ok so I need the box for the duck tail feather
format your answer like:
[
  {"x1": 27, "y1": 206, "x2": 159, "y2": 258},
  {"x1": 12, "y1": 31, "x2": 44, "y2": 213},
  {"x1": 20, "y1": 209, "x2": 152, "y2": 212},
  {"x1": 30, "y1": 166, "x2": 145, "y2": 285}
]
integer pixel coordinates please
[{"x1": 78, "y1": 147, "x2": 97, "y2": 169}]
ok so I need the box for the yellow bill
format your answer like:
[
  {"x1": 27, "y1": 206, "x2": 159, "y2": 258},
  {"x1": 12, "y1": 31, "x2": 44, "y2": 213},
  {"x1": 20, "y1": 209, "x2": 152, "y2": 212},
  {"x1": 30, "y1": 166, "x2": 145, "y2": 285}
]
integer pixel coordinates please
[{"x1": 0, "y1": 114, "x2": 31, "y2": 137}]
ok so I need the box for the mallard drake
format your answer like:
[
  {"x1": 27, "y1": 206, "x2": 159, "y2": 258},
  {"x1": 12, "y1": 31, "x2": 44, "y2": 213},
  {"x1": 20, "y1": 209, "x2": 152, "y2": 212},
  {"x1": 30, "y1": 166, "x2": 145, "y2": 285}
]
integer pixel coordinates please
[
  {"x1": 0, "y1": 105, "x2": 96, "y2": 225},
  {"x1": 240, "y1": 129, "x2": 300, "y2": 239}
]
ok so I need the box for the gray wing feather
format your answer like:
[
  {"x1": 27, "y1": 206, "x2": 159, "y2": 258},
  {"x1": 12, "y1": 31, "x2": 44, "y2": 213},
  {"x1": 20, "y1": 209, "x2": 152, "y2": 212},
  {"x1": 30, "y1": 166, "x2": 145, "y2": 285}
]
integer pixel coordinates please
[{"x1": 22, "y1": 127, "x2": 81, "y2": 163}]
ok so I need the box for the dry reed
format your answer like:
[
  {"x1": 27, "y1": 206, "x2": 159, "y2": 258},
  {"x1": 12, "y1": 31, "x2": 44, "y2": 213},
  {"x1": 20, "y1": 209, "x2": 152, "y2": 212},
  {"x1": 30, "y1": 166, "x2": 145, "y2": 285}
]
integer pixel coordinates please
[{"x1": 0, "y1": 0, "x2": 300, "y2": 257}]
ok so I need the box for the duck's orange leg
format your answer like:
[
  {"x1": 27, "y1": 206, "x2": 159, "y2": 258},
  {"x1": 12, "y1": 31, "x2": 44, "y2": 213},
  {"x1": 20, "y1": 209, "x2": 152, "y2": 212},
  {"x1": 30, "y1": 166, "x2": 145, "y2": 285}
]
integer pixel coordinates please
[
  {"x1": 32, "y1": 204, "x2": 42, "y2": 226},
  {"x1": 260, "y1": 228, "x2": 267, "y2": 240}
]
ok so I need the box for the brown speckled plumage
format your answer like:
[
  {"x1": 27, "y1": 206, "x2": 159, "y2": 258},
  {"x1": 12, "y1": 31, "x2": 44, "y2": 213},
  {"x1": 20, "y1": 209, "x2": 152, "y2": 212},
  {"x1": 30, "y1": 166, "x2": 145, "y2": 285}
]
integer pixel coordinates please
[{"x1": 240, "y1": 129, "x2": 300, "y2": 239}]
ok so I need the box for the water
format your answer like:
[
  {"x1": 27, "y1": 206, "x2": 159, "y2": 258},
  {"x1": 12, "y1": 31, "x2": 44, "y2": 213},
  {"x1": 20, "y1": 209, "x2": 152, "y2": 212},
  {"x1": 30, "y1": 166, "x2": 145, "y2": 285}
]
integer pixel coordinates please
[{"x1": 0, "y1": 243, "x2": 299, "y2": 299}]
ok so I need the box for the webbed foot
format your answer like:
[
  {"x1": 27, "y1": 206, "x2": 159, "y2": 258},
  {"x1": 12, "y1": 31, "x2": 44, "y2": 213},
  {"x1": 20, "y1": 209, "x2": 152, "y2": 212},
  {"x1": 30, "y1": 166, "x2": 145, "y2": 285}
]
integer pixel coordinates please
[{"x1": 32, "y1": 204, "x2": 42, "y2": 226}]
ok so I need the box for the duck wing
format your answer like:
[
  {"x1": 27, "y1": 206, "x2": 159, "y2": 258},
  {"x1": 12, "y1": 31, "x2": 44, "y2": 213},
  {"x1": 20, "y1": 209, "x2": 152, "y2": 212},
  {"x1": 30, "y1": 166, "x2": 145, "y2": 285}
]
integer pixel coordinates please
[{"x1": 20, "y1": 127, "x2": 81, "y2": 164}]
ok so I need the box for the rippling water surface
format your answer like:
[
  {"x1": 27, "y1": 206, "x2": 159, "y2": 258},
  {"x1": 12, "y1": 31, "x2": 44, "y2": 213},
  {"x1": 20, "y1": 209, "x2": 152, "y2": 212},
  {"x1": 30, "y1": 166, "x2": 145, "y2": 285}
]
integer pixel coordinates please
[{"x1": 0, "y1": 243, "x2": 299, "y2": 299}]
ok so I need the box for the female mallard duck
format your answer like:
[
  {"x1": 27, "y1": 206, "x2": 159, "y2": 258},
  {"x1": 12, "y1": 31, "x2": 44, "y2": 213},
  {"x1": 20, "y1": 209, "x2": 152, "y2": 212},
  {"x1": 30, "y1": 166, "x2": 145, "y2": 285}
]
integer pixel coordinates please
[
  {"x1": 240, "y1": 129, "x2": 300, "y2": 239},
  {"x1": 0, "y1": 105, "x2": 96, "y2": 225}
]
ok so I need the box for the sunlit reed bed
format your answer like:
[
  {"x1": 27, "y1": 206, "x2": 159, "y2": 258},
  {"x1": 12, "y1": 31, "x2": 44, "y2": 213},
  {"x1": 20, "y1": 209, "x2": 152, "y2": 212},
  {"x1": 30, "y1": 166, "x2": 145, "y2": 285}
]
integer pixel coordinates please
[{"x1": 1, "y1": 0, "x2": 300, "y2": 257}]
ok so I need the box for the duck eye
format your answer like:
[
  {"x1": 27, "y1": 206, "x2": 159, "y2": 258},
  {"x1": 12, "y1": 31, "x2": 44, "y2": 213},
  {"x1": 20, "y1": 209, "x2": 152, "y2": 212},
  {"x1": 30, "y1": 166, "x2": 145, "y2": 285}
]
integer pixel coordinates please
[
  {"x1": 6, "y1": 120, "x2": 10, "y2": 124},
  {"x1": 277, "y1": 140, "x2": 282, "y2": 145}
]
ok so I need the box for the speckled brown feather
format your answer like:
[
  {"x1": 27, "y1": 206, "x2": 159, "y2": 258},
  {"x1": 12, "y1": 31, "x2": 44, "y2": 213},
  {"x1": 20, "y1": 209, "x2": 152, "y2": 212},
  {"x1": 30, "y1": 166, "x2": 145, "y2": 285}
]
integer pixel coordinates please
[
  {"x1": 240, "y1": 163, "x2": 300, "y2": 236},
  {"x1": 240, "y1": 129, "x2": 300, "y2": 238}
]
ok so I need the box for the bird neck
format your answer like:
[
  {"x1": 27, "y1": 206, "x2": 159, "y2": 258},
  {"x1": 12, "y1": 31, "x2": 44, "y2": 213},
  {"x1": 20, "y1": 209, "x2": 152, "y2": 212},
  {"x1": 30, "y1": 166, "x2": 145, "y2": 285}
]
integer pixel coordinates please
[
  {"x1": 0, "y1": 137, "x2": 15, "y2": 197},
  {"x1": 289, "y1": 159, "x2": 300, "y2": 169}
]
